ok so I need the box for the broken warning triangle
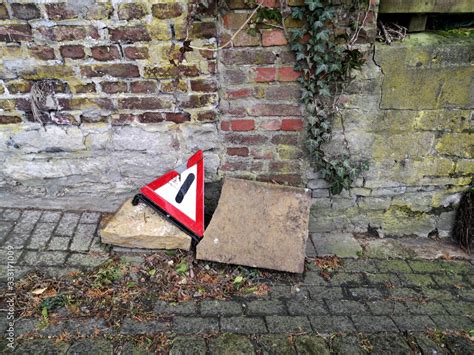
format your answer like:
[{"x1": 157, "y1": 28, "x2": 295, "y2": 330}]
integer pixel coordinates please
[{"x1": 135, "y1": 150, "x2": 204, "y2": 239}]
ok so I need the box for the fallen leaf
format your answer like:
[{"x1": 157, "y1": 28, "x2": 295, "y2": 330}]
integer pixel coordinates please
[{"x1": 31, "y1": 287, "x2": 48, "y2": 295}]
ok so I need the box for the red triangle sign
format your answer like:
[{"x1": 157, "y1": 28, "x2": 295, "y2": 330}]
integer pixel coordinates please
[{"x1": 139, "y1": 151, "x2": 204, "y2": 238}]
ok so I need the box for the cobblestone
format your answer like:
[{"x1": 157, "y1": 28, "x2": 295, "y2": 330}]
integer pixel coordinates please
[
  {"x1": 27, "y1": 223, "x2": 56, "y2": 249},
  {"x1": 265, "y1": 316, "x2": 312, "y2": 333},
  {"x1": 69, "y1": 223, "x2": 96, "y2": 252},
  {"x1": 220, "y1": 317, "x2": 267, "y2": 334},
  {"x1": 0, "y1": 206, "x2": 473, "y2": 353},
  {"x1": 55, "y1": 212, "x2": 80, "y2": 236},
  {"x1": 200, "y1": 300, "x2": 242, "y2": 316}
]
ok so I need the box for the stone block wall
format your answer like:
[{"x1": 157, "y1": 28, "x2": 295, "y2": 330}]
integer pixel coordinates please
[
  {"x1": 0, "y1": 0, "x2": 221, "y2": 210},
  {"x1": 0, "y1": 0, "x2": 472, "y2": 238},
  {"x1": 310, "y1": 33, "x2": 474, "y2": 237}
]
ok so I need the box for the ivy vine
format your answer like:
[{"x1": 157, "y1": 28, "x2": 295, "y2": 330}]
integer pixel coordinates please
[
  {"x1": 184, "y1": 0, "x2": 370, "y2": 195},
  {"x1": 289, "y1": 0, "x2": 368, "y2": 195}
]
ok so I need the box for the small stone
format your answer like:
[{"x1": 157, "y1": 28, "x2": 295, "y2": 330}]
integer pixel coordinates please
[
  {"x1": 197, "y1": 178, "x2": 311, "y2": 273},
  {"x1": 362, "y1": 239, "x2": 417, "y2": 259},
  {"x1": 67, "y1": 253, "x2": 109, "y2": 268},
  {"x1": 100, "y1": 198, "x2": 191, "y2": 250},
  {"x1": 0, "y1": 209, "x2": 21, "y2": 221},
  {"x1": 120, "y1": 317, "x2": 168, "y2": 334},
  {"x1": 155, "y1": 301, "x2": 197, "y2": 316}
]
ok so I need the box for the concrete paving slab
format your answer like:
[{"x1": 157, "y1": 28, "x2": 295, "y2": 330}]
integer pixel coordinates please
[{"x1": 197, "y1": 178, "x2": 311, "y2": 273}]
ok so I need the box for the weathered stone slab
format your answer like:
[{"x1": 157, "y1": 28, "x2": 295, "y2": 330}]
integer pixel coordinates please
[
  {"x1": 100, "y1": 198, "x2": 191, "y2": 250},
  {"x1": 196, "y1": 178, "x2": 311, "y2": 273}
]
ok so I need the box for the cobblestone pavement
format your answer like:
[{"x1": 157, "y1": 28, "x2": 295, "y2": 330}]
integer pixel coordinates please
[{"x1": 1, "y1": 207, "x2": 473, "y2": 354}]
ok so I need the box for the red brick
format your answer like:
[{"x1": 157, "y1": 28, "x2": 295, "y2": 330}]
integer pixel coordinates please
[
  {"x1": 221, "y1": 161, "x2": 249, "y2": 172},
  {"x1": 190, "y1": 79, "x2": 217, "y2": 92},
  {"x1": 60, "y1": 45, "x2": 85, "y2": 59},
  {"x1": 262, "y1": 29, "x2": 287, "y2": 46},
  {"x1": 227, "y1": 88, "x2": 253, "y2": 100},
  {"x1": 255, "y1": 67, "x2": 276, "y2": 83},
  {"x1": 251, "y1": 148, "x2": 273, "y2": 159},
  {"x1": 281, "y1": 118, "x2": 304, "y2": 131},
  {"x1": 191, "y1": 22, "x2": 217, "y2": 39},
  {"x1": 38, "y1": 26, "x2": 99, "y2": 41},
  {"x1": 11, "y1": 3, "x2": 40, "y2": 20},
  {"x1": 197, "y1": 110, "x2": 217, "y2": 121},
  {"x1": 179, "y1": 94, "x2": 216, "y2": 109},
  {"x1": 110, "y1": 26, "x2": 151, "y2": 42},
  {"x1": 164, "y1": 112, "x2": 191, "y2": 123},
  {"x1": 221, "y1": 121, "x2": 231, "y2": 131},
  {"x1": 137, "y1": 112, "x2": 163, "y2": 123},
  {"x1": 250, "y1": 104, "x2": 301, "y2": 116},
  {"x1": 278, "y1": 67, "x2": 300, "y2": 82},
  {"x1": 124, "y1": 46, "x2": 149, "y2": 60},
  {"x1": 118, "y1": 97, "x2": 169, "y2": 110},
  {"x1": 45, "y1": 3, "x2": 77, "y2": 20},
  {"x1": 101, "y1": 81, "x2": 127, "y2": 94},
  {"x1": 222, "y1": 13, "x2": 248, "y2": 29},
  {"x1": 260, "y1": 119, "x2": 281, "y2": 131},
  {"x1": 91, "y1": 46, "x2": 120, "y2": 61},
  {"x1": 29, "y1": 46, "x2": 55, "y2": 60},
  {"x1": 81, "y1": 64, "x2": 139, "y2": 78},
  {"x1": 130, "y1": 80, "x2": 157, "y2": 94},
  {"x1": 227, "y1": 147, "x2": 249, "y2": 157},
  {"x1": 223, "y1": 49, "x2": 276, "y2": 66},
  {"x1": 231, "y1": 119, "x2": 255, "y2": 131},
  {"x1": 152, "y1": 3, "x2": 183, "y2": 18},
  {"x1": 265, "y1": 85, "x2": 300, "y2": 100},
  {"x1": 232, "y1": 31, "x2": 261, "y2": 47},
  {"x1": 0, "y1": 25, "x2": 32, "y2": 42},
  {"x1": 224, "y1": 134, "x2": 267, "y2": 145}
]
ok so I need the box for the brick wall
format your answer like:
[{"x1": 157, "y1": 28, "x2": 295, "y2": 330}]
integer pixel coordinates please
[
  {"x1": 0, "y1": 0, "x2": 472, "y2": 238},
  {"x1": 218, "y1": 0, "x2": 307, "y2": 185},
  {"x1": 0, "y1": 0, "x2": 221, "y2": 210}
]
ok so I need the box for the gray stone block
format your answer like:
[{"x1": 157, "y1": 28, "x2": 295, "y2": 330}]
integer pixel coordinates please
[
  {"x1": 220, "y1": 316, "x2": 267, "y2": 334},
  {"x1": 55, "y1": 212, "x2": 80, "y2": 237}
]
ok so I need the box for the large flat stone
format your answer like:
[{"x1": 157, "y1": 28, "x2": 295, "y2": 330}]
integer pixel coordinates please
[
  {"x1": 311, "y1": 232, "x2": 363, "y2": 258},
  {"x1": 100, "y1": 198, "x2": 191, "y2": 250},
  {"x1": 196, "y1": 178, "x2": 311, "y2": 273}
]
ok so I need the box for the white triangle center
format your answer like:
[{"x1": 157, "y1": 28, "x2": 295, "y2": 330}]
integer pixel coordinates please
[{"x1": 154, "y1": 164, "x2": 197, "y2": 221}]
